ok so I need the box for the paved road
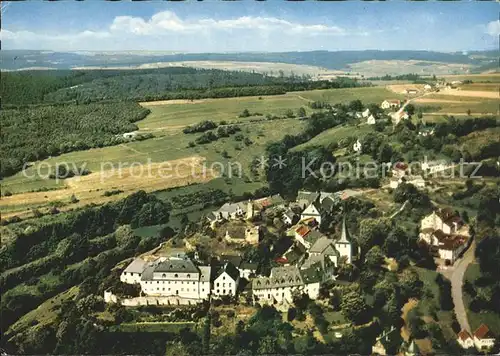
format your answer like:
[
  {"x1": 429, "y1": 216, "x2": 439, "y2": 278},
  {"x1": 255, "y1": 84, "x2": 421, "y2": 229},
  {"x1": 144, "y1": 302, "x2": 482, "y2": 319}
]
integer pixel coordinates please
[{"x1": 440, "y1": 241, "x2": 475, "y2": 332}]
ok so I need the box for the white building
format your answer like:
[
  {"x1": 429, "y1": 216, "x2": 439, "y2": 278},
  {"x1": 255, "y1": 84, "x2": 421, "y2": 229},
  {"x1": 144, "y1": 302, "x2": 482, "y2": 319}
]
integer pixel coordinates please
[
  {"x1": 282, "y1": 208, "x2": 297, "y2": 226},
  {"x1": 457, "y1": 330, "x2": 474, "y2": 349},
  {"x1": 392, "y1": 162, "x2": 408, "y2": 179},
  {"x1": 208, "y1": 202, "x2": 247, "y2": 222},
  {"x1": 367, "y1": 114, "x2": 377, "y2": 125},
  {"x1": 381, "y1": 100, "x2": 401, "y2": 110},
  {"x1": 391, "y1": 110, "x2": 409, "y2": 125},
  {"x1": 362, "y1": 108, "x2": 371, "y2": 118},
  {"x1": 419, "y1": 209, "x2": 471, "y2": 264},
  {"x1": 139, "y1": 256, "x2": 211, "y2": 302},
  {"x1": 252, "y1": 266, "x2": 321, "y2": 305},
  {"x1": 239, "y1": 262, "x2": 258, "y2": 279},
  {"x1": 424, "y1": 84, "x2": 433, "y2": 91},
  {"x1": 121, "y1": 258, "x2": 148, "y2": 284},
  {"x1": 421, "y1": 160, "x2": 451, "y2": 174},
  {"x1": 473, "y1": 324, "x2": 496, "y2": 351},
  {"x1": 420, "y1": 209, "x2": 464, "y2": 235},
  {"x1": 308, "y1": 235, "x2": 340, "y2": 266},
  {"x1": 301, "y1": 202, "x2": 322, "y2": 224},
  {"x1": 335, "y1": 219, "x2": 353, "y2": 264},
  {"x1": 212, "y1": 262, "x2": 240, "y2": 298},
  {"x1": 353, "y1": 139, "x2": 362, "y2": 153},
  {"x1": 390, "y1": 175, "x2": 425, "y2": 189}
]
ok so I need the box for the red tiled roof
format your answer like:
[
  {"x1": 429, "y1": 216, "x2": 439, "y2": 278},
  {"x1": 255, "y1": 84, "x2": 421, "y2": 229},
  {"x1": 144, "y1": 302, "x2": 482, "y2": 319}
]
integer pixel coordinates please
[
  {"x1": 474, "y1": 324, "x2": 494, "y2": 340},
  {"x1": 274, "y1": 257, "x2": 288, "y2": 264},
  {"x1": 394, "y1": 162, "x2": 408, "y2": 170},
  {"x1": 458, "y1": 330, "x2": 472, "y2": 341},
  {"x1": 295, "y1": 226, "x2": 311, "y2": 238},
  {"x1": 387, "y1": 99, "x2": 401, "y2": 104}
]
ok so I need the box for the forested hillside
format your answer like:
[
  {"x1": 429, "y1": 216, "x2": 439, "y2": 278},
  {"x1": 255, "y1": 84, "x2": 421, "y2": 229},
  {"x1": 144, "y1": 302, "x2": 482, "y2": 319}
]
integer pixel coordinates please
[
  {"x1": 0, "y1": 102, "x2": 150, "y2": 177},
  {"x1": 1, "y1": 68, "x2": 282, "y2": 106}
]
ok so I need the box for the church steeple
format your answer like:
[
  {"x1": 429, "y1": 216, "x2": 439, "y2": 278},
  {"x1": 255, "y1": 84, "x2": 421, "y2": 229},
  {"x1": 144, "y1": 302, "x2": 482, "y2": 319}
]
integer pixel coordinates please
[{"x1": 339, "y1": 216, "x2": 350, "y2": 243}]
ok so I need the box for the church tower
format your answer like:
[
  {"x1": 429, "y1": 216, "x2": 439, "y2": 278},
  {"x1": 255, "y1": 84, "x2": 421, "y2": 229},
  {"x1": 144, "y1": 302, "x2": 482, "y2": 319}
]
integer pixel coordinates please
[{"x1": 335, "y1": 217, "x2": 353, "y2": 264}]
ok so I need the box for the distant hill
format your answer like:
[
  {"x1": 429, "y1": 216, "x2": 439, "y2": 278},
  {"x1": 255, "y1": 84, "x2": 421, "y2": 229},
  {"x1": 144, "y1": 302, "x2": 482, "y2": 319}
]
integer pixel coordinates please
[{"x1": 1, "y1": 50, "x2": 497, "y2": 71}]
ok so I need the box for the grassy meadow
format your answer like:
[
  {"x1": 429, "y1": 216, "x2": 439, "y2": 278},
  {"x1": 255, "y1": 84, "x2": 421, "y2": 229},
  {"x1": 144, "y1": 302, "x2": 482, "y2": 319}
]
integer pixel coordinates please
[{"x1": 1, "y1": 81, "x2": 496, "y2": 218}]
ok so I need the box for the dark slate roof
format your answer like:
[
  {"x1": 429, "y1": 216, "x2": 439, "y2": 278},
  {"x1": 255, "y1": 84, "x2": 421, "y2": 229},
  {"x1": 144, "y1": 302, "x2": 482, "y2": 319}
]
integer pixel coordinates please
[
  {"x1": 252, "y1": 266, "x2": 304, "y2": 290},
  {"x1": 207, "y1": 212, "x2": 218, "y2": 221},
  {"x1": 220, "y1": 254, "x2": 243, "y2": 267},
  {"x1": 338, "y1": 217, "x2": 351, "y2": 244},
  {"x1": 321, "y1": 196, "x2": 337, "y2": 212},
  {"x1": 240, "y1": 262, "x2": 258, "y2": 271},
  {"x1": 154, "y1": 258, "x2": 199, "y2": 273},
  {"x1": 214, "y1": 262, "x2": 240, "y2": 281},
  {"x1": 300, "y1": 263, "x2": 323, "y2": 284}
]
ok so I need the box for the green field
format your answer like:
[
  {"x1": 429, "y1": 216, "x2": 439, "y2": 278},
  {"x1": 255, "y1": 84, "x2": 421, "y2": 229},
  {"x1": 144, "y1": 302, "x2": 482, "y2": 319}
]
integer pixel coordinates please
[
  {"x1": 2, "y1": 84, "x2": 495, "y2": 218},
  {"x1": 138, "y1": 93, "x2": 313, "y2": 130},
  {"x1": 1, "y1": 87, "x2": 391, "y2": 201},
  {"x1": 295, "y1": 87, "x2": 404, "y2": 104},
  {"x1": 293, "y1": 124, "x2": 374, "y2": 151}
]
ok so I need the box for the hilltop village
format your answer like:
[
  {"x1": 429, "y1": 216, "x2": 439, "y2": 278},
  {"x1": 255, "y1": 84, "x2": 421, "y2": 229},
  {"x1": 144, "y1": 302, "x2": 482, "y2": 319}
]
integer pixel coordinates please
[{"x1": 111, "y1": 190, "x2": 356, "y2": 306}]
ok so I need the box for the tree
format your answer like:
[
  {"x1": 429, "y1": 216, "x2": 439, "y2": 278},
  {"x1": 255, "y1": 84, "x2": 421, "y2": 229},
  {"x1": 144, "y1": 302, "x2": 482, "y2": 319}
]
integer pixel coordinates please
[
  {"x1": 202, "y1": 315, "x2": 211, "y2": 353},
  {"x1": 358, "y1": 218, "x2": 392, "y2": 252},
  {"x1": 399, "y1": 268, "x2": 423, "y2": 299},
  {"x1": 365, "y1": 245, "x2": 385, "y2": 269},
  {"x1": 404, "y1": 104, "x2": 416, "y2": 116},
  {"x1": 393, "y1": 182, "x2": 430, "y2": 207},
  {"x1": 349, "y1": 99, "x2": 364, "y2": 112},
  {"x1": 341, "y1": 290, "x2": 371, "y2": 324},
  {"x1": 297, "y1": 107, "x2": 307, "y2": 118},
  {"x1": 384, "y1": 227, "x2": 409, "y2": 258}
]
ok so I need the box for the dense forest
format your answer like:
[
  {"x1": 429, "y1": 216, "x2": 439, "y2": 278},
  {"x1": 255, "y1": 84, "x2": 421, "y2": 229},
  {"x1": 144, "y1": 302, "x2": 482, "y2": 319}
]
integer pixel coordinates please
[
  {"x1": 1, "y1": 101, "x2": 151, "y2": 178},
  {"x1": 2, "y1": 68, "x2": 364, "y2": 106},
  {"x1": 0, "y1": 191, "x2": 172, "y2": 334},
  {"x1": 1, "y1": 68, "x2": 283, "y2": 106}
]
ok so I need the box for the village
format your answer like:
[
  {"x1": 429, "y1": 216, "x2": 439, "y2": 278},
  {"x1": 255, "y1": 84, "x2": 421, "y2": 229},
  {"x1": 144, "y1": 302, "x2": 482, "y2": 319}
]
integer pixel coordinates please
[{"x1": 107, "y1": 156, "x2": 497, "y2": 354}]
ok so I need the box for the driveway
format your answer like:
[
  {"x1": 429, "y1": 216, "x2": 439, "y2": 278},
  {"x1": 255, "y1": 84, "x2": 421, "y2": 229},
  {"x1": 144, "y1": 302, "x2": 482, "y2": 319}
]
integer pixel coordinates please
[{"x1": 439, "y1": 241, "x2": 475, "y2": 332}]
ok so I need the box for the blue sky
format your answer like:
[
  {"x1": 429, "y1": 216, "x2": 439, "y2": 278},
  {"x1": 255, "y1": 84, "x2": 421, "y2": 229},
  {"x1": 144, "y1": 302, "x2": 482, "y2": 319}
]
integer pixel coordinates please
[{"x1": 1, "y1": 1, "x2": 499, "y2": 52}]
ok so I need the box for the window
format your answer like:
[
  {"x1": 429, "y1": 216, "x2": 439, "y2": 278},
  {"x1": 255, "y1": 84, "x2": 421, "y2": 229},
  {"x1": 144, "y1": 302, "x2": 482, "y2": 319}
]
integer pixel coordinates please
[
  {"x1": 187, "y1": 274, "x2": 190, "y2": 278},
  {"x1": 162, "y1": 273, "x2": 166, "y2": 278},
  {"x1": 223, "y1": 289, "x2": 226, "y2": 294},
  {"x1": 174, "y1": 274, "x2": 178, "y2": 278},
  {"x1": 217, "y1": 289, "x2": 220, "y2": 294},
  {"x1": 217, "y1": 283, "x2": 220, "y2": 287},
  {"x1": 193, "y1": 282, "x2": 195, "y2": 285},
  {"x1": 223, "y1": 276, "x2": 225, "y2": 280}
]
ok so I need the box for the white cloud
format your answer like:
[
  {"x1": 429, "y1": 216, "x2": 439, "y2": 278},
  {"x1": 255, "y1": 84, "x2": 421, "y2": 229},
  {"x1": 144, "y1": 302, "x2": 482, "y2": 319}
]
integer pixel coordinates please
[
  {"x1": 109, "y1": 11, "x2": 346, "y2": 35},
  {"x1": 486, "y1": 20, "x2": 500, "y2": 36},
  {"x1": 1, "y1": 11, "x2": 352, "y2": 51}
]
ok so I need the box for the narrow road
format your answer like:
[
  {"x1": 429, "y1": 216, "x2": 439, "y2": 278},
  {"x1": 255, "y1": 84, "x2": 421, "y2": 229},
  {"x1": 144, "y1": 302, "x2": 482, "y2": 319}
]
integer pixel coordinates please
[
  {"x1": 389, "y1": 200, "x2": 408, "y2": 219},
  {"x1": 440, "y1": 240, "x2": 475, "y2": 332}
]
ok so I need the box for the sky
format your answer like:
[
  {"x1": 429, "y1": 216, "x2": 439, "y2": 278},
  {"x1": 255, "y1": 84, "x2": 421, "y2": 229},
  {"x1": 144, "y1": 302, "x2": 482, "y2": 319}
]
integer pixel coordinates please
[{"x1": 1, "y1": 1, "x2": 499, "y2": 53}]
